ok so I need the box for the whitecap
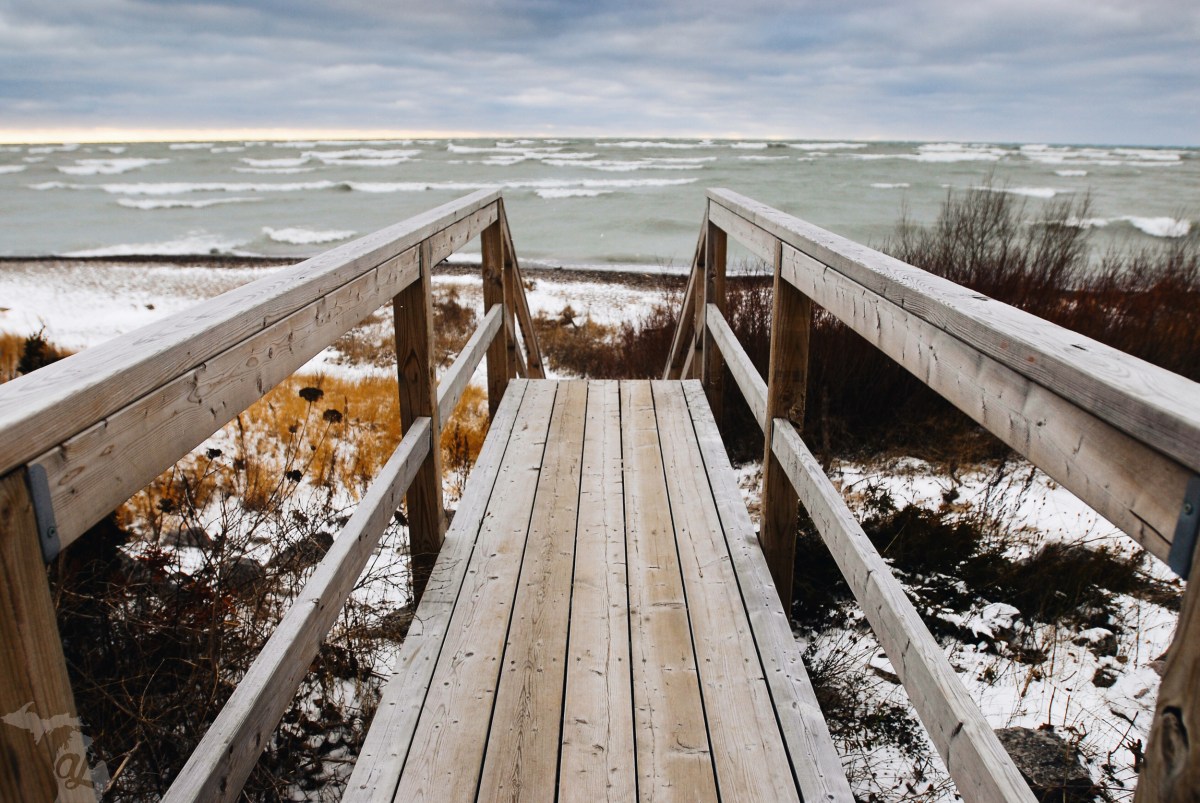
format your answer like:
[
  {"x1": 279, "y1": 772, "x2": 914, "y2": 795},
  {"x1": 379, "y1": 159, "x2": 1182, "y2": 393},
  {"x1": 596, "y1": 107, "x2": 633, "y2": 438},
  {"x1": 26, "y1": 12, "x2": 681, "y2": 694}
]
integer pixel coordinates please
[
  {"x1": 738, "y1": 155, "x2": 790, "y2": 161},
  {"x1": 211, "y1": 146, "x2": 246, "y2": 154},
  {"x1": 303, "y1": 148, "x2": 420, "y2": 161},
  {"x1": 871, "y1": 182, "x2": 910, "y2": 189},
  {"x1": 1055, "y1": 170, "x2": 1088, "y2": 177},
  {"x1": 447, "y1": 143, "x2": 562, "y2": 155},
  {"x1": 534, "y1": 188, "x2": 613, "y2": 199},
  {"x1": 789, "y1": 142, "x2": 868, "y2": 151},
  {"x1": 606, "y1": 140, "x2": 710, "y2": 149},
  {"x1": 98, "y1": 180, "x2": 338, "y2": 195},
  {"x1": 1125, "y1": 216, "x2": 1191, "y2": 238},
  {"x1": 730, "y1": 142, "x2": 769, "y2": 149},
  {"x1": 58, "y1": 158, "x2": 171, "y2": 176},
  {"x1": 64, "y1": 232, "x2": 250, "y2": 257},
  {"x1": 118, "y1": 197, "x2": 264, "y2": 210},
  {"x1": 169, "y1": 143, "x2": 215, "y2": 150},
  {"x1": 979, "y1": 185, "x2": 1064, "y2": 199},
  {"x1": 28, "y1": 144, "x2": 80, "y2": 154},
  {"x1": 916, "y1": 143, "x2": 1007, "y2": 162},
  {"x1": 262, "y1": 226, "x2": 357, "y2": 245},
  {"x1": 242, "y1": 157, "x2": 309, "y2": 168},
  {"x1": 102, "y1": 146, "x2": 127, "y2": 154},
  {"x1": 541, "y1": 159, "x2": 696, "y2": 172},
  {"x1": 0, "y1": 165, "x2": 26, "y2": 174},
  {"x1": 233, "y1": 166, "x2": 317, "y2": 174}
]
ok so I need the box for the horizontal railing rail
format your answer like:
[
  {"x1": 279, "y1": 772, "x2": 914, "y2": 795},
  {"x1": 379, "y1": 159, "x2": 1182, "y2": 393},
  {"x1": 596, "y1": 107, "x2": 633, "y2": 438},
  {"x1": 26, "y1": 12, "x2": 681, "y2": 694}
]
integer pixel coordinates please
[
  {"x1": 670, "y1": 188, "x2": 1200, "y2": 803},
  {"x1": 0, "y1": 191, "x2": 543, "y2": 802}
]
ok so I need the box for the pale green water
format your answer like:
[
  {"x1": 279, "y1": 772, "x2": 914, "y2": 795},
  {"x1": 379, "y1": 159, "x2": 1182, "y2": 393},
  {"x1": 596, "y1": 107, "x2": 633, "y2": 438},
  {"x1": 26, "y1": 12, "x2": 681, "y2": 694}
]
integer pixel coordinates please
[{"x1": 1, "y1": 138, "x2": 1195, "y2": 270}]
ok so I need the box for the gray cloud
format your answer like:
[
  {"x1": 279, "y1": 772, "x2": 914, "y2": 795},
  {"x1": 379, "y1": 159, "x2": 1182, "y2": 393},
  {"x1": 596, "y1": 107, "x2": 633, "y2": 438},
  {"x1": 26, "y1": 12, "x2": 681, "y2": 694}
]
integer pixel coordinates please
[{"x1": 0, "y1": 0, "x2": 1195, "y2": 143}]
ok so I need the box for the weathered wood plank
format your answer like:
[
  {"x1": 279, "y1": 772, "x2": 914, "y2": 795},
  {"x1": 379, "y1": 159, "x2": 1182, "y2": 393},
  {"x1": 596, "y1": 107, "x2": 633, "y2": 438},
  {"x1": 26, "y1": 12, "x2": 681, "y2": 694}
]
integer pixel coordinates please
[
  {"x1": 478, "y1": 381, "x2": 588, "y2": 800},
  {"x1": 395, "y1": 244, "x2": 444, "y2": 599},
  {"x1": 32, "y1": 251, "x2": 418, "y2": 550},
  {"x1": 771, "y1": 420, "x2": 1035, "y2": 803},
  {"x1": 427, "y1": 204, "x2": 498, "y2": 267},
  {"x1": 0, "y1": 190, "x2": 499, "y2": 478},
  {"x1": 652, "y1": 381, "x2": 800, "y2": 802},
  {"x1": 782, "y1": 243, "x2": 1184, "y2": 563},
  {"x1": 621, "y1": 381, "x2": 717, "y2": 802},
  {"x1": 708, "y1": 199, "x2": 775, "y2": 264},
  {"x1": 390, "y1": 381, "x2": 556, "y2": 801},
  {"x1": 760, "y1": 241, "x2": 812, "y2": 606},
  {"x1": 1136, "y1": 532, "x2": 1200, "y2": 802},
  {"x1": 0, "y1": 471, "x2": 94, "y2": 803},
  {"x1": 700, "y1": 223, "x2": 727, "y2": 420},
  {"x1": 481, "y1": 222, "x2": 510, "y2": 418},
  {"x1": 499, "y1": 206, "x2": 545, "y2": 379},
  {"x1": 436, "y1": 304, "x2": 503, "y2": 426},
  {"x1": 163, "y1": 419, "x2": 431, "y2": 803},
  {"x1": 681, "y1": 382, "x2": 851, "y2": 803},
  {"x1": 559, "y1": 380, "x2": 635, "y2": 802},
  {"x1": 662, "y1": 212, "x2": 706, "y2": 380},
  {"x1": 344, "y1": 381, "x2": 530, "y2": 802},
  {"x1": 705, "y1": 303, "x2": 767, "y2": 430},
  {"x1": 709, "y1": 187, "x2": 1200, "y2": 479}
]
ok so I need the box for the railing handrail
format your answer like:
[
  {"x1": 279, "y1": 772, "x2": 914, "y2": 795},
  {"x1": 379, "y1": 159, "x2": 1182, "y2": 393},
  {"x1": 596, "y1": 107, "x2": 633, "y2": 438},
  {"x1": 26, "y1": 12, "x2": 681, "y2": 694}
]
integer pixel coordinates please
[
  {"x1": 0, "y1": 191, "x2": 543, "y2": 802},
  {"x1": 670, "y1": 189, "x2": 1200, "y2": 803},
  {"x1": 0, "y1": 188, "x2": 499, "y2": 480}
]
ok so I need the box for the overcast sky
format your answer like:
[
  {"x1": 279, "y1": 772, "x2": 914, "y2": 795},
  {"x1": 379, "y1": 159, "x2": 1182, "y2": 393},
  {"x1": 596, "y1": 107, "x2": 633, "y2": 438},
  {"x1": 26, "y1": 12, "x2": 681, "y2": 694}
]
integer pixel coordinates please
[{"x1": 1, "y1": 0, "x2": 1196, "y2": 145}]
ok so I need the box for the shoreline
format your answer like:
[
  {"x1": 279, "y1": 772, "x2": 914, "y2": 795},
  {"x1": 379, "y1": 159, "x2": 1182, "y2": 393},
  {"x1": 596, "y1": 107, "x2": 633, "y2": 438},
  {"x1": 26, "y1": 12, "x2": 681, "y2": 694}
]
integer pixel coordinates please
[{"x1": 0, "y1": 254, "x2": 692, "y2": 289}]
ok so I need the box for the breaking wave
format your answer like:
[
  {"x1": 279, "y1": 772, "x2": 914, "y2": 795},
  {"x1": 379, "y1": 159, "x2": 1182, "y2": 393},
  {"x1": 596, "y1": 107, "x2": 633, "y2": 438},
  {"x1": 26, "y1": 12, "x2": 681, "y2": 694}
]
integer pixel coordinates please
[
  {"x1": 262, "y1": 226, "x2": 357, "y2": 245},
  {"x1": 58, "y1": 158, "x2": 171, "y2": 176}
]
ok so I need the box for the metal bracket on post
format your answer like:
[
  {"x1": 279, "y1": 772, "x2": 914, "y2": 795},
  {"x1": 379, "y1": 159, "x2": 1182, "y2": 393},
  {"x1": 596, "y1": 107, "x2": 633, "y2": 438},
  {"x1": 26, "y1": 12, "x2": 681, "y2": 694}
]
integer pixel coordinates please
[
  {"x1": 1168, "y1": 475, "x2": 1200, "y2": 579},
  {"x1": 25, "y1": 464, "x2": 62, "y2": 562}
]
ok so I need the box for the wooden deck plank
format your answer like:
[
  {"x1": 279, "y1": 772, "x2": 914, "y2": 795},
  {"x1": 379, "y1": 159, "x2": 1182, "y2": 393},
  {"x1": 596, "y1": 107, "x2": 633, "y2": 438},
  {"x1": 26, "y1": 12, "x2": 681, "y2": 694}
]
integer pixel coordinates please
[
  {"x1": 345, "y1": 380, "x2": 530, "y2": 802},
  {"x1": 477, "y1": 380, "x2": 589, "y2": 801},
  {"x1": 389, "y1": 380, "x2": 557, "y2": 802},
  {"x1": 559, "y1": 380, "x2": 636, "y2": 801},
  {"x1": 652, "y1": 380, "x2": 801, "y2": 802},
  {"x1": 620, "y1": 381, "x2": 718, "y2": 802},
  {"x1": 681, "y1": 380, "x2": 852, "y2": 802}
]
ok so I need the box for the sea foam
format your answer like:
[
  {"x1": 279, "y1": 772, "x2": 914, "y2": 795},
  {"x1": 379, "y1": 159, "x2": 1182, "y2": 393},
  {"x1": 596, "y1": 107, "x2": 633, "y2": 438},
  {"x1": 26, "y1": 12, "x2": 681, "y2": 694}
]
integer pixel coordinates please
[
  {"x1": 263, "y1": 226, "x2": 357, "y2": 245},
  {"x1": 118, "y1": 197, "x2": 264, "y2": 210},
  {"x1": 0, "y1": 165, "x2": 26, "y2": 174},
  {"x1": 58, "y1": 158, "x2": 171, "y2": 176}
]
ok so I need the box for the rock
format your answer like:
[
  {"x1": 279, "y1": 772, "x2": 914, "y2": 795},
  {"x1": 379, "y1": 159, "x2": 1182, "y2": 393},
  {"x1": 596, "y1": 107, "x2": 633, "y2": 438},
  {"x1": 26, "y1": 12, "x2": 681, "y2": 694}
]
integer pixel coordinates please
[
  {"x1": 996, "y1": 726, "x2": 1097, "y2": 802},
  {"x1": 161, "y1": 525, "x2": 212, "y2": 548}
]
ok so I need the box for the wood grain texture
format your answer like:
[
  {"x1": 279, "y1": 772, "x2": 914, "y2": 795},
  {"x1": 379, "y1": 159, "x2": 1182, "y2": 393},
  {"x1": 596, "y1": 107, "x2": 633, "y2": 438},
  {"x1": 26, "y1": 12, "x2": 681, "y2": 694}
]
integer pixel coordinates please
[
  {"x1": 760, "y1": 241, "x2": 812, "y2": 606},
  {"x1": 709, "y1": 187, "x2": 1200, "y2": 479},
  {"x1": 481, "y1": 222, "x2": 510, "y2": 418},
  {"x1": 708, "y1": 200, "x2": 775, "y2": 264},
  {"x1": 0, "y1": 471, "x2": 94, "y2": 803},
  {"x1": 1135, "y1": 536, "x2": 1200, "y2": 803},
  {"x1": 345, "y1": 381, "x2": 530, "y2": 802},
  {"x1": 705, "y1": 303, "x2": 767, "y2": 430},
  {"x1": 437, "y1": 304, "x2": 503, "y2": 425},
  {"x1": 32, "y1": 250, "x2": 418, "y2": 550},
  {"x1": 771, "y1": 421, "x2": 1036, "y2": 803},
  {"x1": 652, "y1": 381, "x2": 800, "y2": 803},
  {"x1": 477, "y1": 381, "x2": 588, "y2": 801},
  {"x1": 782, "y1": 243, "x2": 1185, "y2": 564},
  {"x1": 498, "y1": 205, "x2": 546, "y2": 379},
  {"x1": 662, "y1": 212, "x2": 706, "y2": 380},
  {"x1": 0, "y1": 190, "x2": 498, "y2": 478},
  {"x1": 163, "y1": 419, "x2": 431, "y2": 803},
  {"x1": 390, "y1": 381, "x2": 556, "y2": 802},
  {"x1": 395, "y1": 243, "x2": 444, "y2": 600},
  {"x1": 621, "y1": 381, "x2": 718, "y2": 802},
  {"x1": 558, "y1": 381, "x2": 635, "y2": 802},
  {"x1": 700, "y1": 223, "x2": 727, "y2": 421},
  {"x1": 681, "y1": 382, "x2": 851, "y2": 802}
]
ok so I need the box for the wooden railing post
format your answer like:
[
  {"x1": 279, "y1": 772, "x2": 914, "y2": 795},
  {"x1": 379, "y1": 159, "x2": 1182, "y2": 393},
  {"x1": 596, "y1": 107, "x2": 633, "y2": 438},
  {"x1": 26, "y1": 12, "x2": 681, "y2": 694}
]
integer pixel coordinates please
[
  {"x1": 393, "y1": 242, "x2": 444, "y2": 601},
  {"x1": 0, "y1": 470, "x2": 96, "y2": 802},
  {"x1": 759, "y1": 240, "x2": 812, "y2": 607},
  {"x1": 700, "y1": 220, "x2": 728, "y2": 423},
  {"x1": 1137, "y1": 537, "x2": 1200, "y2": 802},
  {"x1": 481, "y1": 218, "x2": 510, "y2": 417}
]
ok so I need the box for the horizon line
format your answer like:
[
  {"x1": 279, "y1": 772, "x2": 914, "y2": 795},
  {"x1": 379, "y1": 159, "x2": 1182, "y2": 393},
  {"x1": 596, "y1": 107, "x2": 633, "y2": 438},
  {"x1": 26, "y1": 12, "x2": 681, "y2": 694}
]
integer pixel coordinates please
[{"x1": 0, "y1": 127, "x2": 1194, "y2": 149}]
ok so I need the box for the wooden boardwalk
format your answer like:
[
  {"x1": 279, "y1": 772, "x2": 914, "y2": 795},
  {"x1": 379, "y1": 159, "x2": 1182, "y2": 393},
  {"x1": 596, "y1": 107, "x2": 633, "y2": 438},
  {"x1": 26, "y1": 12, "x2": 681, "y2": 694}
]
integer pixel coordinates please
[{"x1": 347, "y1": 378, "x2": 849, "y2": 802}]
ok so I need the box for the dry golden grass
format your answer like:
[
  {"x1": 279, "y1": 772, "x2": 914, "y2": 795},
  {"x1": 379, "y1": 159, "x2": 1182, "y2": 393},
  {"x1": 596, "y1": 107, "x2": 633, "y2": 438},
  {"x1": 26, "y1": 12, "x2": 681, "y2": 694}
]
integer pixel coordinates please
[
  {"x1": 0, "y1": 329, "x2": 73, "y2": 384},
  {"x1": 0, "y1": 331, "x2": 22, "y2": 383}
]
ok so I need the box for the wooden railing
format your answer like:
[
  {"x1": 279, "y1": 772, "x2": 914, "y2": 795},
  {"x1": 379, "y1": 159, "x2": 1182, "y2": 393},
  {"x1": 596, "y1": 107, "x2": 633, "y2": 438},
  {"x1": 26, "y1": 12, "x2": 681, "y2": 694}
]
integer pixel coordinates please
[
  {"x1": 0, "y1": 189, "x2": 543, "y2": 802},
  {"x1": 666, "y1": 188, "x2": 1200, "y2": 803}
]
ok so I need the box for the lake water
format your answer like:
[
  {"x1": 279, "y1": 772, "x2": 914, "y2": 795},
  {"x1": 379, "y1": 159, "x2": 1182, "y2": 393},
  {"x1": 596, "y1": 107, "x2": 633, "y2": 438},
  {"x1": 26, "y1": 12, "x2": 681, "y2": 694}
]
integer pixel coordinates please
[{"x1": 1, "y1": 138, "x2": 1195, "y2": 270}]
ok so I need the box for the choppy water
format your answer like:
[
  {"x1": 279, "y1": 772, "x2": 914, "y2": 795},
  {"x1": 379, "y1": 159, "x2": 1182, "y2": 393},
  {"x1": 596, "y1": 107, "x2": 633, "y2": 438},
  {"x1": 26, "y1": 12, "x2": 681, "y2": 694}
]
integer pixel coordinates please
[{"x1": 1, "y1": 138, "x2": 1195, "y2": 270}]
